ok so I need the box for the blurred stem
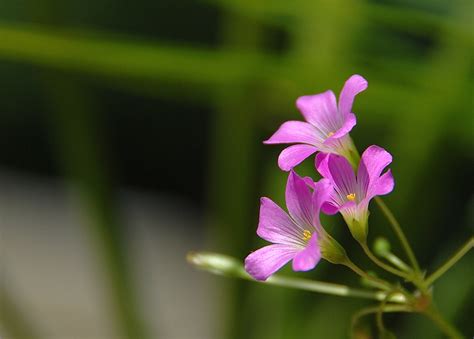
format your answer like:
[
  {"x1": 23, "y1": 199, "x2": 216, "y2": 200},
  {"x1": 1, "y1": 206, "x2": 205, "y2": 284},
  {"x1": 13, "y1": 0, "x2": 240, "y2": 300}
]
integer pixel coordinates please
[
  {"x1": 382, "y1": 252, "x2": 412, "y2": 273},
  {"x1": 360, "y1": 242, "x2": 410, "y2": 279},
  {"x1": 209, "y1": 12, "x2": 263, "y2": 339},
  {"x1": 0, "y1": 287, "x2": 42, "y2": 339},
  {"x1": 351, "y1": 304, "x2": 412, "y2": 338},
  {"x1": 423, "y1": 304, "x2": 463, "y2": 339},
  {"x1": 375, "y1": 197, "x2": 421, "y2": 275},
  {"x1": 0, "y1": 24, "x2": 272, "y2": 92},
  {"x1": 45, "y1": 76, "x2": 148, "y2": 339},
  {"x1": 376, "y1": 291, "x2": 399, "y2": 336},
  {"x1": 342, "y1": 259, "x2": 394, "y2": 291},
  {"x1": 268, "y1": 276, "x2": 387, "y2": 301},
  {"x1": 425, "y1": 237, "x2": 474, "y2": 286},
  {"x1": 188, "y1": 252, "x2": 406, "y2": 303}
]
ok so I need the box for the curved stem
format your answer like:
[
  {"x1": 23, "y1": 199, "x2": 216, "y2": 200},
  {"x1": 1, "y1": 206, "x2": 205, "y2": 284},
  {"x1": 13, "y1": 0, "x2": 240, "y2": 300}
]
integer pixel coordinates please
[
  {"x1": 343, "y1": 258, "x2": 394, "y2": 291},
  {"x1": 424, "y1": 305, "x2": 463, "y2": 339},
  {"x1": 375, "y1": 197, "x2": 421, "y2": 274},
  {"x1": 350, "y1": 304, "x2": 412, "y2": 338},
  {"x1": 425, "y1": 237, "x2": 474, "y2": 286},
  {"x1": 361, "y1": 242, "x2": 410, "y2": 279},
  {"x1": 376, "y1": 290, "x2": 402, "y2": 336}
]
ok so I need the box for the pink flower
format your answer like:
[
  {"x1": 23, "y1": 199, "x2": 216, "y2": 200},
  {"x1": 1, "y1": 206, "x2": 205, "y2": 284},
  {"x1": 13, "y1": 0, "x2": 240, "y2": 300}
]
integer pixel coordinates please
[
  {"x1": 244, "y1": 171, "x2": 332, "y2": 281},
  {"x1": 315, "y1": 145, "x2": 395, "y2": 242},
  {"x1": 265, "y1": 75, "x2": 368, "y2": 171}
]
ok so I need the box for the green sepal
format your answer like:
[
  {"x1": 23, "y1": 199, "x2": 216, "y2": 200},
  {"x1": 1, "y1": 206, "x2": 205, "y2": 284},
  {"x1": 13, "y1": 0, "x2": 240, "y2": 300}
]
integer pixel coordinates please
[
  {"x1": 319, "y1": 233, "x2": 349, "y2": 265},
  {"x1": 348, "y1": 218, "x2": 367, "y2": 244}
]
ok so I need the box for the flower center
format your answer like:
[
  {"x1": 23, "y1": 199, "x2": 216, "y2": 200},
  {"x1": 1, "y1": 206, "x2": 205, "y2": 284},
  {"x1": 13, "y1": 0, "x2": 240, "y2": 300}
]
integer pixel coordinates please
[
  {"x1": 346, "y1": 193, "x2": 356, "y2": 201},
  {"x1": 327, "y1": 131, "x2": 334, "y2": 137},
  {"x1": 302, "y1": 230, "x2": 312, "y2": 241}
]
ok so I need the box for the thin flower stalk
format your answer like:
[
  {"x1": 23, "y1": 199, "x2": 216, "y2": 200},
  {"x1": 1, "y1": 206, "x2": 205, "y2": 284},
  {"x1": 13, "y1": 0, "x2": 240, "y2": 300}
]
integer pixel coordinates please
[
  {"x1": 188, "y1": 251, "x2": 407, "y2": 303},
  {"x1": 425, "y1": 237, "x2": 474, "y2": 286},
  {"x1": 375, "y1": 197, "x2": 421, "y2": 276}
]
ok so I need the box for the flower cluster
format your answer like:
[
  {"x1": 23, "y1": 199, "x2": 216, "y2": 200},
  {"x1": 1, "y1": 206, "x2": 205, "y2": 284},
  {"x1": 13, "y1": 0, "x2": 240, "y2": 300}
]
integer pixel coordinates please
[
  {"x1": 245, "y1": 75, "x2": 394, "y2": 281},
  {"x1": 189, "y1": 73, "x2": 470, "y2": 337}
]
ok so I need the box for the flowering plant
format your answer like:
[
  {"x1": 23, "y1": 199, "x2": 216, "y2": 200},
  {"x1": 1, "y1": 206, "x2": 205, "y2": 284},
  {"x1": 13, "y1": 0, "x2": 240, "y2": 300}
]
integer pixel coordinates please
[{"x1": 189, "y1": 75, "x2": 473, "y2": 338}]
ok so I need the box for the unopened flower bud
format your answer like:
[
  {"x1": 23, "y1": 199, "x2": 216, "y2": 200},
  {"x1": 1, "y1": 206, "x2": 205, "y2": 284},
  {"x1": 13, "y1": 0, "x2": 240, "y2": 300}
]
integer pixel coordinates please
[
  {"x1": 374, "y1": 237, "x2": 391, "y2": 256},
  {"x1": 187, "y1": 251, "x2": 244, "y2": 277}
]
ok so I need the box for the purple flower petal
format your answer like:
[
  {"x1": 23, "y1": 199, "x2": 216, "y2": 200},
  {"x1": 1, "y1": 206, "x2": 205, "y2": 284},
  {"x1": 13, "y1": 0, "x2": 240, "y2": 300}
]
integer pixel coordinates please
[
  {"x1": 315, "y1": 152, "x2": 332, "y2": 181},
  {"x1": 369, "y1": 169, "x2": 394, "y2": 197},
  {"x1": 321, "y1": 202, "x2": 339, "y2": 215},
  {"x1": 296, "y1": 90, "x2": 340, "y2": 134},
  {"x1": 302, "y1": 176, "x2": 317, "y2": 189},
  {"x1": 245, "y1": 244, "x2": 298, "y2": 281},
  {"x1": 264, "y1": 121, "x2": 321, "y2": 145},
  {"x1": 312, "y1": 179, "x2": 333, "y2": 213},
  {"x1": 323, "y1": 113, "x2": 356, "y2": 144},
  {"x1": 264, "y1": 76, "x2": 368, "y2": 171},
  {"x1": 338, "y1": 200, "x2": 357, "y2": 212},
  {"x1": 316, "y1": 145, "x2": 394, "y2": 227},
  {"x1": 317, "y1": 153, "x2": 360, "y2": 213},
  {"x1": 292, "y1": 236, "x2": 321, "y2": 271},
  {"x1": 338, "y1": 74, "x2": 368, "y2": 117},
  {"x1": 257, "y1": 197, "x2": 302, "y2": 246},
  {"x1": 278, "y1": 144, "x2": 318, "y2": 171},
  {"x1": 357, "y1": 145, "x2": 393, "y2": 195},
  {"x1": 327, "y1": 154, "x2": 357, "y2": 197},
  {"x1": 359, "y1": 145, "x2": 393, "y2": 179},
  {"x1": 286, "y1": 171, "x2": 314, "y2": 228}
]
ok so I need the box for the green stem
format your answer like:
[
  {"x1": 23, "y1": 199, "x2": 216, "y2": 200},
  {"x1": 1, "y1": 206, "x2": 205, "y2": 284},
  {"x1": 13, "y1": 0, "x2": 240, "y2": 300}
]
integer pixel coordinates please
[
  {"x1": 424, "y1": 305, "x2": 463, "y2": 339},
  {"x1": 361, "y1": 242, "x2": 410, "y2": 279},
  {"x1": 343, "y1": 258, "x2": 394, "y2": 291},
  {"x1": 267, "y1": 275, "x2": 388, "y2": 301},
  {"x1": 375, "y1": 197, "x2": 421, "y2": 275},
  {"x1": 425, "y1": 237, "x2": 474, "y2": 286},
  {"x1": 376, "y1": 291, "x2": 401, "y2": 336},
  {"x1": 383, "y1": 252, "x2": 412, "y2": 272},
  {"x1": 187, "y1": 252, "x2": 406, "y2": 303},
  {"x1": 351, "y1": 304, "x2": 412, "y2": 338}
]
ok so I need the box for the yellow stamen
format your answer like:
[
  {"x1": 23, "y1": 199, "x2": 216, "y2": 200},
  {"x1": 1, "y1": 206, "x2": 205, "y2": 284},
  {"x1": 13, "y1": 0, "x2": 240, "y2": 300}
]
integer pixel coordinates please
[
  {"x1": 346, "y1": 193, "x2": 356, "y2": 201},
  {"x1": 327, "y1": 131, "x2": 334, "y2": 137},
  {"x1": 303, "y1": 230, "x2": 312, "y2": 241}
]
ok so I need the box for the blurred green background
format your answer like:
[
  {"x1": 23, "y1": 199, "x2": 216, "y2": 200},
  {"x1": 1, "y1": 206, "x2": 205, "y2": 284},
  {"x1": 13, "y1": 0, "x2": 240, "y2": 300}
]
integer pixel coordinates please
[{"x1": 0, "y1": 0, "x2": 472, "y2": 338}]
